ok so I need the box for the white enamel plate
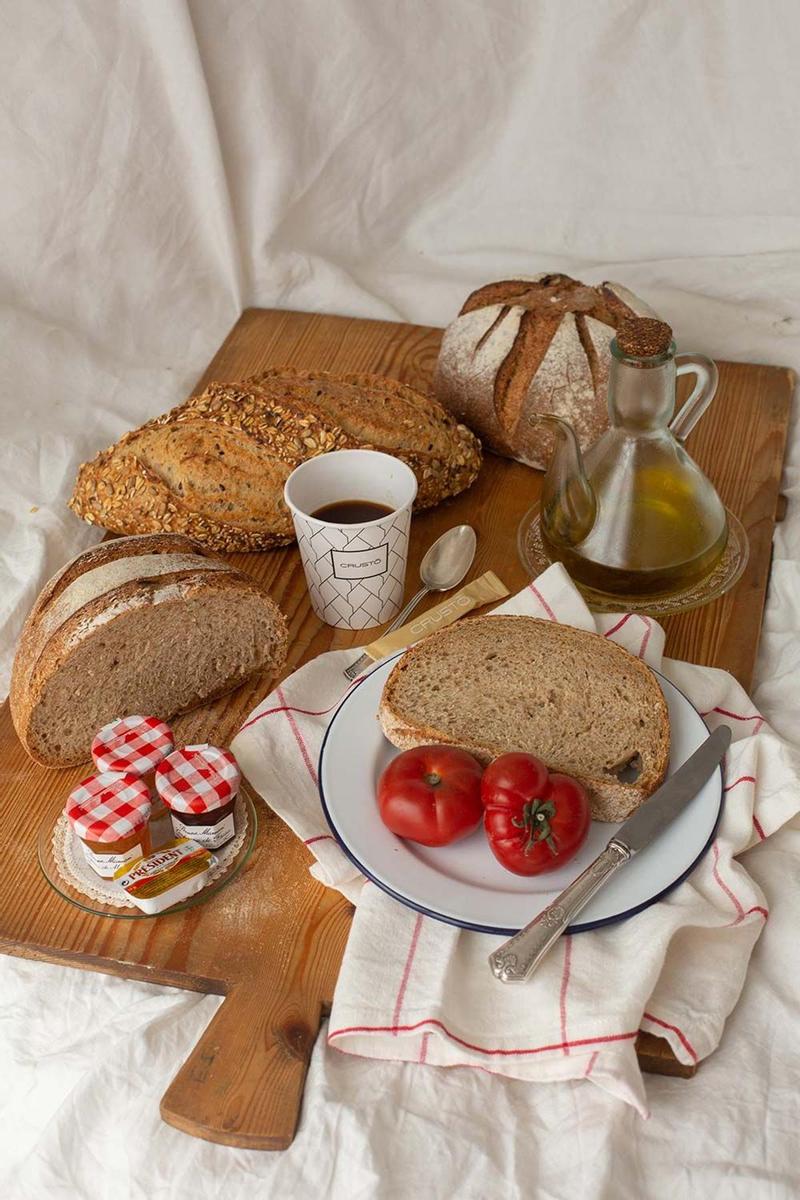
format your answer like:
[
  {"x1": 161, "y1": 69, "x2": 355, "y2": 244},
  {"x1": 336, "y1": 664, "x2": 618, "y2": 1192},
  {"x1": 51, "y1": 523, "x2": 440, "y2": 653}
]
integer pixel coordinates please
[{"x1": 318, "y1": 653, "x2": 724, "y2": 934}]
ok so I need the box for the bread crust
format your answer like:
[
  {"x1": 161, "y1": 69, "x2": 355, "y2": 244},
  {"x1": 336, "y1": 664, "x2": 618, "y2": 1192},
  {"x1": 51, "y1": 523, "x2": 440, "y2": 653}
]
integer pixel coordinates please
[
  {"x1": 378, "y1": 615, "x2": 670, "y2": 823},
  {"x1": 10, "y1": 534, "x2": 288, "y2": 767},
  {"x1": 433, "y1": 274, "x2": 657, "y2": 470},
  {"x1": 69, "y1": 371, "x2": 482, "y2": 550}
]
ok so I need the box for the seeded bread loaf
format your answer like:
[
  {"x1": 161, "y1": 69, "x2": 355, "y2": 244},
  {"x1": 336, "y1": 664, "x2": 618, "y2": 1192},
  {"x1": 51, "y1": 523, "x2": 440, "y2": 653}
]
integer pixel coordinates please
[
  {"x1": 69, "y1": 370, "x2": 482, "y2": 552},
  {"x1": 378, "y1": 614, "x2": 670, "y2": 822},
  {"x1": 10, "y1": 533, "x2": 288, "y2": 767},
  {"x1": 433, "y1": 274, "x2": 658, "y2": 469}
]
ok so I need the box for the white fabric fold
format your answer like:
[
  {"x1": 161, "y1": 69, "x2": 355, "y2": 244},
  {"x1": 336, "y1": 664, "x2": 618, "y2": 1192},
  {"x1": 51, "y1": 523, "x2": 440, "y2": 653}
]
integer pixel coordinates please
[{"x1": 232, "y1": 563, "x2": 800, "y2": 1116}]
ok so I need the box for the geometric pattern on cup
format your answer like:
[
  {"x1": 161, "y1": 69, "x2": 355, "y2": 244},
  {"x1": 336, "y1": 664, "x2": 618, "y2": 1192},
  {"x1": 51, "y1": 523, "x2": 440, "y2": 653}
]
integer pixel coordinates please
[{"x1": 294, "y1": 508, "x2": 411, "y2": 629}]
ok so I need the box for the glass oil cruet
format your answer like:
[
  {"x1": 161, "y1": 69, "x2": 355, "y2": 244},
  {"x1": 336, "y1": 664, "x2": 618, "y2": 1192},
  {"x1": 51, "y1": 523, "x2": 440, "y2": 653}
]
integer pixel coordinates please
[{"x1": 538, "y1": 317, "x2": 728, "y2": 598}]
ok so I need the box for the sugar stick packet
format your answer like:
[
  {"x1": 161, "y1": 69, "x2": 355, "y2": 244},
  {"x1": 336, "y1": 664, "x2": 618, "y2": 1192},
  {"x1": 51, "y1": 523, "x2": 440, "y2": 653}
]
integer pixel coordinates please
[{"x1": 363, "y1": 571, "x2": 509, "y2": 661}]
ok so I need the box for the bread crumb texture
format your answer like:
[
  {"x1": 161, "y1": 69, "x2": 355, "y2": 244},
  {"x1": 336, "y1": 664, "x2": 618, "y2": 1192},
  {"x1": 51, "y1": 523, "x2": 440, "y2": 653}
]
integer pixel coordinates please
[{"x1": 379, "y1": 615, "x2": 670, "y2": 822}]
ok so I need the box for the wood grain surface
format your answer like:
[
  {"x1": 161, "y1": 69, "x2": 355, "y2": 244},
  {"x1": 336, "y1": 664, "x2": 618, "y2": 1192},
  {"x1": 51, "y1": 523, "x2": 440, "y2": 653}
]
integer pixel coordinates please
[{"x1": 0, "y1": 308, "x2": 793, "y2": 1146}]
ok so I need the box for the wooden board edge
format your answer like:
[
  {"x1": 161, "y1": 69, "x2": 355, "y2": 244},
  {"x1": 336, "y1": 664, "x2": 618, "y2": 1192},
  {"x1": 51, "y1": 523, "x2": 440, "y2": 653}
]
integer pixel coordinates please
[
  {"x1": 636, "y1": 1031, "x2": 698, "y2": 1078},
  {"x1": 158, "y1": 1105, "x2": 296, "y2": 1152},
  {"x1": 0, "y1": 940, "x2": 227, "y2": 997},
  {"x1": 235, "y1": 308, "x2": 799, "y2": 390},
  {"x1": 159, "y1": 985, "x2": 324, "y2": 1150}
]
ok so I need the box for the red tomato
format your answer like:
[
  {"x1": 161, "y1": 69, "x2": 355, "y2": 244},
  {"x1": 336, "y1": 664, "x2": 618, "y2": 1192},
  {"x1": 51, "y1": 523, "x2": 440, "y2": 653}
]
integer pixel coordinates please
[
  {"x1": 378, "y1": 746, "x2": 484, "y2": 847},
  {"x1": 481, "y1": 752, "x2": 590, "y2": 875}
]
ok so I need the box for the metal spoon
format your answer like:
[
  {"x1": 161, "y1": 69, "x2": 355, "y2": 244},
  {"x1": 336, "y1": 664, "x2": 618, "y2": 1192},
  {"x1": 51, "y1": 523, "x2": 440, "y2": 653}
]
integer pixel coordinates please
[{"x1": 343, "y1": 524, "x2": 477, "y2": 680}]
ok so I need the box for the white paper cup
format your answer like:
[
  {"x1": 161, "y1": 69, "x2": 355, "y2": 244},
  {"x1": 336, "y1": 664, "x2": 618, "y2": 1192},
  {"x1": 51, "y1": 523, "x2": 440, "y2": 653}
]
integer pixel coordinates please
[{"x1": 284, "y1": 450, "x2": 418, "y2": 629}]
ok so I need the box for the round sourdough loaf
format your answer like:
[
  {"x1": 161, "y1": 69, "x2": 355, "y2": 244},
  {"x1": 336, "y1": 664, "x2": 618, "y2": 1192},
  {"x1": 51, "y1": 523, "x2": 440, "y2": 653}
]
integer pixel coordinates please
[
  {"x1": 378, "y1": 614, "x2": 670, "y2": 822},
  {"x1": 433, "y1": 274, "x2": 657, "y2": 469},
  {"x1": 10, "y1": 534, "x2": 288, "y2": 767}
]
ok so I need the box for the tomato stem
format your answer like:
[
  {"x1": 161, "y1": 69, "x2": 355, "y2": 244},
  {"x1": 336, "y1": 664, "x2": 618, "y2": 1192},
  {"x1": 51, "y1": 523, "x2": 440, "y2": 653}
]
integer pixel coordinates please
[
  {"x1": 424, "y1": 772, "x2": 442, "y2": 788},
  {"x1": 511, "y1": 799, "x2": 559, "y2": 856}
]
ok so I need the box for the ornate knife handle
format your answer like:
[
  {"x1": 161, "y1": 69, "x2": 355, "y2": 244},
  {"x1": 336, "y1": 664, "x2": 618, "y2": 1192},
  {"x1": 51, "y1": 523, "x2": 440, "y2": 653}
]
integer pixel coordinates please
[{"x1": 488, "y1": 839, "x2": 632, "y2": 983}]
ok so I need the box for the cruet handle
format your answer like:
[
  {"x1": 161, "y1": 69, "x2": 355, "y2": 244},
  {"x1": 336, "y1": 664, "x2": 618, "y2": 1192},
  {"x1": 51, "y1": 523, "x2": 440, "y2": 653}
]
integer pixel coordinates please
[{"x1": 669, "y1": 353, "x2": 719, "y2": 441}]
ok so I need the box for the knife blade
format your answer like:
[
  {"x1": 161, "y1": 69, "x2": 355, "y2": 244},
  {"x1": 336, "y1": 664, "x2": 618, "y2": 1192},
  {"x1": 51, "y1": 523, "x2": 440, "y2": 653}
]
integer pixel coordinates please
[
  {"x1": 612, "y1": 724, "x2": 731, "y2": 854},
  {"x1": 488, "y1": 725, "x2": 731, "y2": 983}
]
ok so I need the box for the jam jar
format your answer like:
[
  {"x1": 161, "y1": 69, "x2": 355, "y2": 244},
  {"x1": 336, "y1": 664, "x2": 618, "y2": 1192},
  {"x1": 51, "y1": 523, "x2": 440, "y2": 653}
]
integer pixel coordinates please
[
  {"x1": 92, "y1": 715, "x2": 175, "y2": 843},
  {"x1": 92, "y1": 715, "x2": 174, "y2": 780},
  {"x1": 155, "y1": 744, "x2": 241, "y2": 851},
  {"x1": 65, "y1": 771, "x2": 152, "y2": 879}
]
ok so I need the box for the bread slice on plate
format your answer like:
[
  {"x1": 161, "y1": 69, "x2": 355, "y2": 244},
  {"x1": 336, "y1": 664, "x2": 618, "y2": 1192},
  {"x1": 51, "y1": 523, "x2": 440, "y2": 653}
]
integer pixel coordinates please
[{"x1": 378, "y1": 614, "x2": 670, "y2": 822}]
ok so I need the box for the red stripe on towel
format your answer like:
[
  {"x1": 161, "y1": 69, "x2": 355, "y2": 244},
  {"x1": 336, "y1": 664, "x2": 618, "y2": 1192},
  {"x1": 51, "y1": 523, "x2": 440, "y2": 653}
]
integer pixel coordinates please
[
  {"x1": 603, "y1": 612, "x2": 651, "y2": 657},
  {"x1": 604, "y1": 614, "x2": 634, "y2": 638},
  {"x1": 239, "y1": 699, "x2": 339, "y2": 732},
  {"x1": 724, "y1": 775, "x2": 757, "y2": 792},
  {"x1": 721, "y1": 775, "x2": 767, "y2": 839},
  {"x1": 641, "y1": 1012, "x2": 698, "y2": 1062},
  {"x1": 419, "y1": 1032, "x2": 431, "y2": 1064},
  {"x1": 328, "y1": 1018, "x2": 639, "y2": 1057},
  {"x1": 742, "y1": 906, "x2": 769, "y2": 921},
  {"x1": 583, "y1": 1051, "x2": 599, "y2": 1078},
  {"x1": 559, "y1": 936, "x2": 573, "y2": 1054},
  {"x1": 392, "y1": 914, "x2": 424, "y2": 1032},
  {"x1": 700, "y1": 706, "x2": 763, "y2": 731},
  {"x1": 527, "y1": 582, "x2": 558, "y2": 621},
  {"x1": 711, "y1": 841, "x2": 745, "y2": 921},
  {"x1": 278, "y1": 685, "x2": 318, "y2": 785},
  {"x1": 239, "y1": 676, "x2": 362, "y2": 733},
  {"x1": 638, "y1": 616, "x2": 653, "y2": 659},
  {"x1": 304, "y1": 834, "x2": 335, "y2": 847}
]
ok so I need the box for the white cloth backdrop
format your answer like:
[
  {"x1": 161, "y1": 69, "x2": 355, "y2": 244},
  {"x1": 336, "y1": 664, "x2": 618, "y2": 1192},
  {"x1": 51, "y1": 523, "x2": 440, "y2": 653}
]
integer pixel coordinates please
[{"x1": 2, "y1": 2, "x2": 799, "y2": 1196}]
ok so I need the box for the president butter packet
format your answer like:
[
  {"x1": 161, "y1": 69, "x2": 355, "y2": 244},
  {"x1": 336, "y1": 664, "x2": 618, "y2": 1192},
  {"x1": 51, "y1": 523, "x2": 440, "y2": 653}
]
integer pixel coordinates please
[{"x1": 114, "y1": 838, "x2": 216, "y2": 914}]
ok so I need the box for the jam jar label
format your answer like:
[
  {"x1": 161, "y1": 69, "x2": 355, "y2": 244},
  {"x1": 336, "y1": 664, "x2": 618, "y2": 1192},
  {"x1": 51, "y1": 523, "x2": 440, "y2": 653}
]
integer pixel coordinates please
[
  {"x1": 171, "y1": 812, "x2": 235, "y2": 850},
  {"x1": 81, "y1": 841, "x2": 145, "y2": 878}
]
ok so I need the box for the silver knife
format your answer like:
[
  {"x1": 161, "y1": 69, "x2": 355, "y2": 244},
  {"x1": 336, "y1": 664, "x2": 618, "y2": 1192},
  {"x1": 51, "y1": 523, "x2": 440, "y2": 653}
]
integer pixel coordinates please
[{"x1": 488, "y1": 725, "x2": 731, "y2": 983}]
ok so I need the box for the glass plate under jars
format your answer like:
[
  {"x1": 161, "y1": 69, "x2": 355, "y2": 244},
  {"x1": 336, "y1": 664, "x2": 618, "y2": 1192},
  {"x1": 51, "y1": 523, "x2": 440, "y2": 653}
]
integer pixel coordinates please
[
  {"x1": 37, "y1": 788, "x2": 257, "y2": 919},
  {"x1": 517, "y1": 504, "x2": 749, "y2": 618}
]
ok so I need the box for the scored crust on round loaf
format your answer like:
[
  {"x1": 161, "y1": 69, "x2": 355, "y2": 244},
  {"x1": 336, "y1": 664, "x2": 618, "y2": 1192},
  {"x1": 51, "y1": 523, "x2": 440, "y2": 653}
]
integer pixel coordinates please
[
  {"x1": 10, "y1": 534, "x2": 288, "y2": 767},
  {"x1": 378, "y1": 614, "x2": 671, "y2": 823},
  {"x1": 433, "y1": 273, "x2": 658, "y2": 469}
]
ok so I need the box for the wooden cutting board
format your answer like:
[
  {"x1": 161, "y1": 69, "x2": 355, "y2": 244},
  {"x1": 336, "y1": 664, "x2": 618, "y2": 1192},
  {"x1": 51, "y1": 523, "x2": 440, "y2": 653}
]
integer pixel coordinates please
[{"x1": 0, "y1": 308, "x2": 793, "y2": 1148}]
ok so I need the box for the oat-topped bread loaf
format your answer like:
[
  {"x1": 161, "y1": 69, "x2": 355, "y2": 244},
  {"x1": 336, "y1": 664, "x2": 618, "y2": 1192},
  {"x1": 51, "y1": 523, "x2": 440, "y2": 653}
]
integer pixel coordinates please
[
  {"x1": 378, "y1": 614, "x2": 670, "y2": 822},
  {"x1": 433, "y1": 274, "x2": 658, "y2": 469},
  {"x1": 69, "y1": 370, "x2": 482, "y2": 552},
  {"x1": 10, "y1": 534, "x2": 288, "y2": 767}
]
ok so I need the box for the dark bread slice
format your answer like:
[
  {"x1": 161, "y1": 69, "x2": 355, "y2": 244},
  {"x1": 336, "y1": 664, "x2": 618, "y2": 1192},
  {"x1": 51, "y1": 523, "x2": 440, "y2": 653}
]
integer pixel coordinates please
[
  {"x1": 378, "y1": 614, "x2": 670, "y2": 822},
  {"x1": 10, "y1": 534, "x2": 288, "y2": 767}
]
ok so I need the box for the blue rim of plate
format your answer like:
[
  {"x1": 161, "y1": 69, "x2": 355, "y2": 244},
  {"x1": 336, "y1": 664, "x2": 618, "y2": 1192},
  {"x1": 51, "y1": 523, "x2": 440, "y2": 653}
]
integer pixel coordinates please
[{"x1": 318, "y1": 651, "x2": 725, "y2": 935}]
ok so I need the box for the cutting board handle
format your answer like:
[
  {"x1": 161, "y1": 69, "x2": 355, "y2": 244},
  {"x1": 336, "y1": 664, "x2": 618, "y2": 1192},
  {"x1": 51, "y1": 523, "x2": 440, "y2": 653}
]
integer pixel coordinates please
[{"x1": 160, "y1": 979, "x2": 322, "y2": 1150}]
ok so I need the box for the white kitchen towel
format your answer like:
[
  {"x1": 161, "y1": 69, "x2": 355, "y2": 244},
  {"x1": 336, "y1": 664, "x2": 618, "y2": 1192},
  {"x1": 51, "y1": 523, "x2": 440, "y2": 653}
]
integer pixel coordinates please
[{"x1": 232, "y1": 563, "x2": 800, "y2": 1116}]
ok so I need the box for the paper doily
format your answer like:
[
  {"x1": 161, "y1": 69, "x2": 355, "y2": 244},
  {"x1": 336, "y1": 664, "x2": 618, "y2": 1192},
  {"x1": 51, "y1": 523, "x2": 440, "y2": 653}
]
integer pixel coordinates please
[{"x1": 51, "y1": 794, "x2": 249, "y2": 909}]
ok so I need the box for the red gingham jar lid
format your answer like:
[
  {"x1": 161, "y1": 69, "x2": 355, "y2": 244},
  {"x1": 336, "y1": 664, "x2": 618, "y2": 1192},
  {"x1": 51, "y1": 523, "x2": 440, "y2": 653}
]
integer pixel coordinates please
[
  {"x1": 155, "y1": 744, "x2": 241, "y2": 815},
  {"x1": 92, "y1": 715, "x2": 175, "y2": 775},
  {"x1": 65, "y1": 772, "x2": 152, "y2": 844}
]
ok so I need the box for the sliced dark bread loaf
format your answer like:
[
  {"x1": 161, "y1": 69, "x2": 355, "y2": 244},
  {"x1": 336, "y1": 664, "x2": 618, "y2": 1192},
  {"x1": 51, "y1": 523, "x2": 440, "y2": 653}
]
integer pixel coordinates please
[
  {"x1": 10, "y1": 533, "x2": 288, "y2": 767},
  {"x1": 378, "y1": 614, "x2": 670, "y2": 822}
]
